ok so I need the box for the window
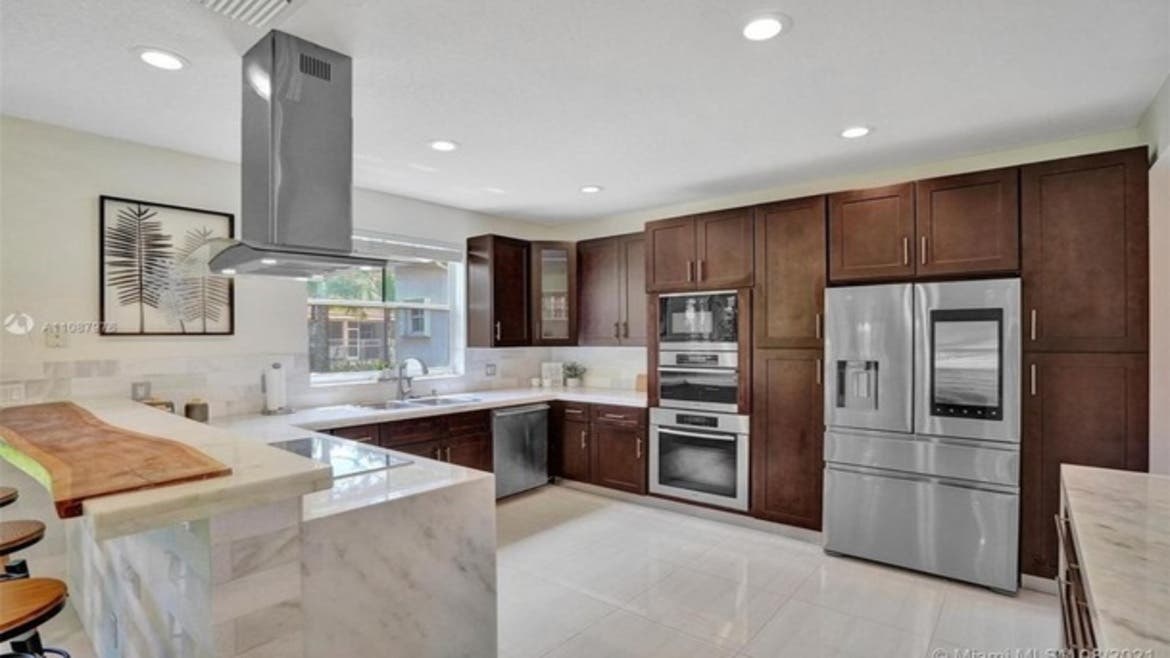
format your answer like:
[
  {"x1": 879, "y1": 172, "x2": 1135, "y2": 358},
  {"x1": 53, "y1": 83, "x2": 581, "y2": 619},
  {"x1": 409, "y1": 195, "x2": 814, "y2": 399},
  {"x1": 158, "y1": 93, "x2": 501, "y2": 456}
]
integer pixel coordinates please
[{"x1": 307, "y1": 240, "x2": 464, "y2": 385}]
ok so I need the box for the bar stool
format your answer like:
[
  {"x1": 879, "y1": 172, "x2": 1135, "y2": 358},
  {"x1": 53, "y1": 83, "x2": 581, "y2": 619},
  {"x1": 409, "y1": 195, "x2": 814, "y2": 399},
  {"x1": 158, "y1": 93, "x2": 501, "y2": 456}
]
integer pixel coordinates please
[
  {"x1": 0, "y1": 522, "x2": 44, "y2": 582},
  {"x1": 0, "y1": 578, "x2": 70, "y2": 657},
  {"x1": 0, "y1": 488, "x2": 16, "y2": 509}
]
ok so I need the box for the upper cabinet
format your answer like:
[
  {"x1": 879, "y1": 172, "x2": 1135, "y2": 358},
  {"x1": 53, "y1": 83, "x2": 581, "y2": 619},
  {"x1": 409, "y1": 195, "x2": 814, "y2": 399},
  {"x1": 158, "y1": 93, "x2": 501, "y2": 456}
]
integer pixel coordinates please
[
  {"x1": 578, "y1": 233, "x2": 646, "y2": 346},
  {"x1": 754, "y1": 196, "x2": 827, "y2": 349},
  {"x1": 467, "y1": 234, "x2": 531, "y2": 347},
  {"x1": 1021, "y1": 148, "x2": 1148, "y2": 353},
  {"x1": 531, "y1": 241, "x2": 577, "y2": 346},
  {"x1": 916, "y1": 168, "x2": 1019, "y2": 277},
  {"x1": 829, "y1": 172, "x2": 1022, "y2": 283},
  {"x1": 646, "y1": 208, "x2": 753, "y2": 292},
  {"x1": 828, "y1": 183, "x2": 916, "y2": 282}
]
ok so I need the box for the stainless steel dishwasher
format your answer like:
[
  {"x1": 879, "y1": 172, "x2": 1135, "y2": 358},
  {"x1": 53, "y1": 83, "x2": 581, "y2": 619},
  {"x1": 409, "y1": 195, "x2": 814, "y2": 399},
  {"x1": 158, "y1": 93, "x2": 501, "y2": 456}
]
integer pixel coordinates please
[{"x1": 492, "y1": 404, "x2": 549, "y2": 498}]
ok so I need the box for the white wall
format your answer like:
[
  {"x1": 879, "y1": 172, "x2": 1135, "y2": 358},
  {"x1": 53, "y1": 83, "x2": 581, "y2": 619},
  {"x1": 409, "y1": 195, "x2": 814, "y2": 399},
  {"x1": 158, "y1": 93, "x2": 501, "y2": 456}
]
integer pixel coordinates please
[
  {"x1": 0, "y1": 116, "x2": 556, "y2": 415},
  {"x1": 559, "y1": 129, "x2": 1146, "y2": 240},
  {"x1": 1140, "y1": 73, "x2": 1170, "y2": 475}
]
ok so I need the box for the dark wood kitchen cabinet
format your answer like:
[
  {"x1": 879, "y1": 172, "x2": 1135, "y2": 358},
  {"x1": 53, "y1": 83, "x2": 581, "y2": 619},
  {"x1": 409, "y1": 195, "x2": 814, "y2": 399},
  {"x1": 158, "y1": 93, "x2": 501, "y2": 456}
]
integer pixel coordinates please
[
  {"x1": 828, "y1": 183, "x2": 915, "y2": 283},
  {"x1": 750, "y1": 349, "x2": 824, "y2": 530},
  {"x1": 550, "y1": 402, "x2": 646, "y2": 494},
  {"x1": 345, "y1": 410, "x2": 494, "y2": 472},
  {"x1": 753, "y1": 196, "x2": 827, "y2": 349},
  {"x1": 1020, "y1": 352, "x2": 1148, "y2": 577},
  {"x1": 577, "y1": 233, "x2": 646, "y2": 346},
  {"x1": 329, "y1": 424, "x2": 380, "y2": 444},
  {"x1": 915, "y1": 167, "x2": 1019, "y2": 277},
  {"x1": 445, "y1": 432, "x2": 494, "y2": 472},
  {"x1": 559, "y1": 418, "x2": 593, "y2": 482},
  {"x1": 592, "y1": 422, "x2": 647, "y2": 494},
  {"x1": 531, "y1": 241, "x2": 577, "y2": 346},
  {"x1": 1021, "y1": 148, "x2": 1148, "y2": 353},
  {"x1": 467, "y1": 234, "x2": 531, "y2": 347},
  {"x1": 645, "y1": 208, "x2": 753, "y2": 292}
]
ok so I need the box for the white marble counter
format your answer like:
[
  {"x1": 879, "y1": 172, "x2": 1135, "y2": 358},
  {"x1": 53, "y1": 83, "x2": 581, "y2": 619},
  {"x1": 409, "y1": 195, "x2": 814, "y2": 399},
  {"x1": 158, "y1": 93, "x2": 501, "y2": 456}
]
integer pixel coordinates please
[
  {"x1": 1061, "y1": 465, "x2": 1170, "y2": 653},
  {"x1": 52, "y1": 399, "x2": 333, "y2": 541}
]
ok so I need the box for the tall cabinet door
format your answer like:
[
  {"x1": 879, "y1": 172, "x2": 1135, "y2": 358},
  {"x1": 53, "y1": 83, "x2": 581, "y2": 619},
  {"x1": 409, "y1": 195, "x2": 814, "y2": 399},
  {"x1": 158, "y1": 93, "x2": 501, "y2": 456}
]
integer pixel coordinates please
[
  {"x1": 492, "y1": 236, "x2": 531, "y2": 346},
  {"x1": 754, "y1": 196, "x2": 826, "y2": 349},
  {"x1": 619, "y1": 233, "x2": 647, "y2": 345},
  {"x1": 578, "y1": 238, "x2": 622, "y2": 346},
  {"x1": 1021, "y1": 148, "x2": 1148, "y2": 352},
  {"x1": 696, "y1": 207, "x2": 754, "y2": 288},
  {"x1": 751, "y1": 349, "x2": 824, "y2": 530},
  {"x1": 828, "y1": 183, "x2": 915, "y2": 283},
  {"x1": 1020, "y1": 352, "x2": 1148, "y2": 577},
  {"x1": 646, "y1": 216, "x2": 697, "y2": 292},
  {"x1": 916, "y1": 168, "x2": 1019, "y2": 277}
]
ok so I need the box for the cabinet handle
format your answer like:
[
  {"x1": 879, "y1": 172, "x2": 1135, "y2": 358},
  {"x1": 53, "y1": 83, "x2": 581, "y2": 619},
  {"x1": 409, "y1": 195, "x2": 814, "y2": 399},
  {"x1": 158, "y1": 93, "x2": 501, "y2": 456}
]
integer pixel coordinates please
[
  {"x1": 815, "y1": 313, "x2": 822, "y2": 340},
  {"x1": 1030, "y1": 309, "x2": 1037, "y2": 342},
  {"x1": 697, "y1": 260, "x2": 705, "y2": 282},
  {"x1": 1030, "y1": 363, "x2": 1037, "y2": 397},
  {"x1": 902, "y1": 237, "x2": 909, "y2": 266},
  {"x1": 495, "y1": 321, "x2": 501, "y2": 341},
  {"x1": 636, "y1": 437, "x2": 642, "y2": 459},
  {"x1": 686, "y1": 261, "x2": 694, "y2": 282},
  {"x1": 433, "y1": 446, "x2": 442, "y2": 460},
  {"x1": 445, "y1": 446, "x2": 452, "y2": 462},
  {"x1": 565, "y1": 408, "x2": 583, "y2": 415},
  {"x1": 580, "y1": 429, "x2": 587, "y2": 450},
  {"x1": 920, "y1": 236, "x2": 927, "y2": 265},
  {"x1": 622, "y1": 321, "x2": 629, "y2": 338},
  {"x1": 614, "y1": 321, "x2": 621, "y2": 338},
  {"x1": 603, "y1": 413, "x2": 628, "y2": 420},
  {"x1": 816, "y1": 358, "x2": 822, "y2": 385}
]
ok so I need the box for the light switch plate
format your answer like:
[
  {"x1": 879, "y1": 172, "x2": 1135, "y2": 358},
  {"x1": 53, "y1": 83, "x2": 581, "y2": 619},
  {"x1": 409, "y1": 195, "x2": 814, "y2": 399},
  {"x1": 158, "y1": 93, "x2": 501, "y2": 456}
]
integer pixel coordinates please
[{"x1": 484, "y1": 362, "x2": 497, "y2": 377}]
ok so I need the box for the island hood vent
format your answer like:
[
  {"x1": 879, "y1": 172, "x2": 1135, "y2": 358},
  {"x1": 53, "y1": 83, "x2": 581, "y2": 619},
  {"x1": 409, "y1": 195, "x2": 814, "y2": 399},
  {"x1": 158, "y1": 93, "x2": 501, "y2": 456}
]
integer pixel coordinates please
[{"x1": 205, "y1": 30, "x2": 384, "y2": 278}]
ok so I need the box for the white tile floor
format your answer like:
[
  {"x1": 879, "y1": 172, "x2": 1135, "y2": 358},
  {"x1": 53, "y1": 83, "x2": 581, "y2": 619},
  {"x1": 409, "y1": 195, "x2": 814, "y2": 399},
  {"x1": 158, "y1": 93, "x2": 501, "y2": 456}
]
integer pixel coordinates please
[{"x1": 498, "y1": 486, "x2": 1060, "y2": 658}]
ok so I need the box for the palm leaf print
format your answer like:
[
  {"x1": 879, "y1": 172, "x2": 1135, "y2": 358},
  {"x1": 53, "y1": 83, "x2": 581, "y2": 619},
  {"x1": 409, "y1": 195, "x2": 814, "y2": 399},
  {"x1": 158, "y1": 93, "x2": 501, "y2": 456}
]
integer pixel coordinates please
[
  {"x1": 104, "y1": 203, "x2": 173, "y2": 331},
  {"x1": 174, "y1": 227, "x2": 231, "y2": 332}
]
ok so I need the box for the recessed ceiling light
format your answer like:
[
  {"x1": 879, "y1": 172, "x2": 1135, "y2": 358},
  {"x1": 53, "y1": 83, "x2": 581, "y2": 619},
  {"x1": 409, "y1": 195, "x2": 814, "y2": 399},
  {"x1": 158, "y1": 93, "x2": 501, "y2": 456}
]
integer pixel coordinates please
[
  {"x1": 134, "y1": 47, "x2": 187, "y2": 71},
  {"x1": 580, "y1": 185, "x2": 603, "y2": 194},
  {"x1": 429, "y1": 140, "x2": 459, "y2": 152},
  {"x1": 483, "y1": 187, "x2": 507, "y2": 195},
  {"x1": 840, "y1": 126, "x2": 872, "y2": 139},
  {"x1": 219, "y1": 268, "x2": 237, "y2": 275},
  {"x1": 260, "y1": 258, "x2": 278, "y2": 265},
  {"x1": 742, "y1": 14, "x2": 789, "y2": 41}
]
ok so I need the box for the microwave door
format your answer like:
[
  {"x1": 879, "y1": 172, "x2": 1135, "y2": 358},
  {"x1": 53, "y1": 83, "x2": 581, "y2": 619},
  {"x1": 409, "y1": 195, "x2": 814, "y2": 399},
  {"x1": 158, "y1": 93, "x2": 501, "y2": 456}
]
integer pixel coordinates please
[
  {"x1": 915, "y1": 280, "x2": 1021, "y2": 443},
  {"x1": 825, "y1": 284, "x2": 913, "y2": 434},
  {"x1": 658, "y1": 292, "x2": 738, "y2": 350}
]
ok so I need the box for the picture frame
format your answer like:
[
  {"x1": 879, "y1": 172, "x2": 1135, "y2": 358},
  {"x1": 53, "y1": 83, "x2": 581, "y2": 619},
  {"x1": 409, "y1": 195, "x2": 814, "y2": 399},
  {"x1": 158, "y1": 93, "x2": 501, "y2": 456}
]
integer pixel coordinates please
[{"x1": 99, "y1": 195, "x2": 235, "y2": 336}]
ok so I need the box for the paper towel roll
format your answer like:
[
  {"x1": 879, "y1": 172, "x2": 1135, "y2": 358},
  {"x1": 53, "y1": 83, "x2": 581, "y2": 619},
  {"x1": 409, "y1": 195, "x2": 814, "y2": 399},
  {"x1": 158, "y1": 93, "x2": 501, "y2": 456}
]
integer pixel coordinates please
[{"x1": 263, "y1": 363, "x2": 287, "y2": 413}]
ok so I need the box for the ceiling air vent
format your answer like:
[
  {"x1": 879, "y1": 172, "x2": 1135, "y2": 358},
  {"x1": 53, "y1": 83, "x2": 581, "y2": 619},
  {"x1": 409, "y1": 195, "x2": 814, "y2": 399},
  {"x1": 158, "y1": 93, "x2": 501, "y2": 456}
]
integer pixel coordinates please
[
  {"x1": 299, "y1": 53, "x2": 331, "y2": 81},
  {"x1": 189, "y1": 0, "x2": 292, "y2": 28}
]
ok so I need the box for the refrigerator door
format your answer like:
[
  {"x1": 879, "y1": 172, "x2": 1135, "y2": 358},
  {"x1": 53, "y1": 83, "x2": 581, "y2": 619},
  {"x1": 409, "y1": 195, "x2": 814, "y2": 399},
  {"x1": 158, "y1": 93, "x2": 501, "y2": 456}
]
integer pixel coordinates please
[
  {"x1": 825, "y1": 284, "x2": 914, "y2": 433},
  {"x1": 823, "y1": 464, "x2": 1019, "y2": 592},
  {"x1": 915, "y1": 279, "x2": 1021, "y2": 443},
  {"x1": 825, "y1": 428, "x2": 1020, "y2": 487}
]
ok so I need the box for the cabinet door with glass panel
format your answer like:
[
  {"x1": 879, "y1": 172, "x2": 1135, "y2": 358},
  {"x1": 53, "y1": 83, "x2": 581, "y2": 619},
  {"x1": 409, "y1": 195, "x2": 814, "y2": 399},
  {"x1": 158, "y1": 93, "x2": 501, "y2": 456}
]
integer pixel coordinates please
[
  {"x1": 306, "y1": 239, "x2": 464, "y2": 385},
  {"x1": 531, "y1": 241, "x2": 577, "y2": 345}
]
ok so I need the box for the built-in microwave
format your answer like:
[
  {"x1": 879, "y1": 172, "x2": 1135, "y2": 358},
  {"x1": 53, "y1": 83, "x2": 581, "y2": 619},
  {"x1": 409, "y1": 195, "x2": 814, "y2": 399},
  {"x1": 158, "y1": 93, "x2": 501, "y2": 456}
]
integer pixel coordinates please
[{"x1": 658, "y1": 291, "x2": 738, "y2": 351}]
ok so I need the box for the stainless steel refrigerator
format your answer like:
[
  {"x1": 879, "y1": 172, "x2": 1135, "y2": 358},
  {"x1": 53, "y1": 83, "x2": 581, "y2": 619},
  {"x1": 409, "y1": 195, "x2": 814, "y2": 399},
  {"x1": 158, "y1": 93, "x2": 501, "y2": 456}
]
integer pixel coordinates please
[{"x1": 823, "y1": 279, "x2": 1021, "y2": 592}]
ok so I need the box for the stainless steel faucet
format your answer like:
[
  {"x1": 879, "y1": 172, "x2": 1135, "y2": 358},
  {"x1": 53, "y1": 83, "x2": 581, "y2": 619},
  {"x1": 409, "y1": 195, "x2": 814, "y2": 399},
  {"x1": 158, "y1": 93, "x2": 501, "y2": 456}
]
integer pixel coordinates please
[{"x1": 396, "y1": 357, "x2": 430, "y2": 400}]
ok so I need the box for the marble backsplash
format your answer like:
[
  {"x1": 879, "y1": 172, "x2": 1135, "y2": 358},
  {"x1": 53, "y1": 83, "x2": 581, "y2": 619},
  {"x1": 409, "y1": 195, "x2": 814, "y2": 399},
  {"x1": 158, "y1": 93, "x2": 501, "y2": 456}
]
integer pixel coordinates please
[{"x1": 0, "y1": 346, "x2": 648, "y2": 419}]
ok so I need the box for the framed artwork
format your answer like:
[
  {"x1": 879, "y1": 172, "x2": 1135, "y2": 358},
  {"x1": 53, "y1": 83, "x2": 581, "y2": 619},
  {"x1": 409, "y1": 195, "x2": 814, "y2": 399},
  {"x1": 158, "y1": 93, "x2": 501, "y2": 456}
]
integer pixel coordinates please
[{"x1": 99, "y1": 195, "x2": 235, "y2": 335}]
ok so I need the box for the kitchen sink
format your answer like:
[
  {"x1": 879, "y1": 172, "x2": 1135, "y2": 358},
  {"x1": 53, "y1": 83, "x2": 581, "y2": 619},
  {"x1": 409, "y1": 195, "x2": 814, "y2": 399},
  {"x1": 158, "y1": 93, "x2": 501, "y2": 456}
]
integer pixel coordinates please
[
  {"x1": 405, "y1": 396, "x2": 482, "y2": 406},
  {"x1": 360, "y1": 401, "x2": 422, "y2": 411}
]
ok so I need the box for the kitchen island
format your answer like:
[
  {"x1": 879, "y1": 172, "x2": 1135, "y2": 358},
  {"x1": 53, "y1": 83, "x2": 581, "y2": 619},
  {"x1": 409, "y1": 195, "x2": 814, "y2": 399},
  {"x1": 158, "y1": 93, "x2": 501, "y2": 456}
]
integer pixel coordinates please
[{"x1": 1059, "y1": 465, "x2": 1170, "y2": 654}]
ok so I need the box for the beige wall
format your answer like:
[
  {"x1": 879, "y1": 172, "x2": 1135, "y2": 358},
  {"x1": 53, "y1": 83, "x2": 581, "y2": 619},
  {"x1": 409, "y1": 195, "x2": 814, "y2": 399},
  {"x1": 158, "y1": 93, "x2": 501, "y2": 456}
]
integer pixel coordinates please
[{"x1": 1140, "y1": 73, "x2": 1170, "y2": 475}]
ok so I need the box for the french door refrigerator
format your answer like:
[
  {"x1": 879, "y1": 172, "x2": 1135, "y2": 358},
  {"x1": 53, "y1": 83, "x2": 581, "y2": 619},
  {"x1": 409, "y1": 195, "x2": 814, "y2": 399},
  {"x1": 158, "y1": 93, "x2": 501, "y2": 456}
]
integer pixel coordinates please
[{"x1": 823, "y1": 279, "x2": 1021, "y2": 592}]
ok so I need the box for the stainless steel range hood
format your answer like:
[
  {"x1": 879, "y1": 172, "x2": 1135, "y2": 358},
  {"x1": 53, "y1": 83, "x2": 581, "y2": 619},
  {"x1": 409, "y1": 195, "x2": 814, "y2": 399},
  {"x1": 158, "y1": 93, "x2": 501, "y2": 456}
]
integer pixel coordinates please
[{"x1": 205, "y1": 30, "x2": 383, "y2": 278}]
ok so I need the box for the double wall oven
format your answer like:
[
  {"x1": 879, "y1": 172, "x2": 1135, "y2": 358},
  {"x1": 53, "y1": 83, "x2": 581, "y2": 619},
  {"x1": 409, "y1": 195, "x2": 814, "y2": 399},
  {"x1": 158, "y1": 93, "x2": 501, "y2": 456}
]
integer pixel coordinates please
[{"x1": 651, "y1": 291, "x2": 749, "y2": 511}]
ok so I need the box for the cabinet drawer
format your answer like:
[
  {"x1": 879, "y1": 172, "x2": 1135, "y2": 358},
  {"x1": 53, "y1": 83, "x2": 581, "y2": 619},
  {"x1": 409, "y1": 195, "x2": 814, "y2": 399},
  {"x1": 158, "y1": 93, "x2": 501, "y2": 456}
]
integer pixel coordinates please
[
  {"x1": 447, "y1": 410, "x2": 490, "y2": 436},
  {"x1": 380, "y1": 416, "x2": 445, "y2": 447},
  {"x1": 330, "y1": 424, "x2": 380, "y2": 444},
  {"x1": 592, "y1": 405, "x2": 645, "y2": 426},
  {"x1": 561, "y1": 402, "x2": 591, "y2": 421}
]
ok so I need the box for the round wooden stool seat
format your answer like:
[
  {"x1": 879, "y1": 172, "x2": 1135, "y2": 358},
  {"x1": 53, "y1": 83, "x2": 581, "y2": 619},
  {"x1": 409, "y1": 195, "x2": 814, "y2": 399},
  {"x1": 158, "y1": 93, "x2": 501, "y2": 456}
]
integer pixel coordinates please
[
  {"x1": 0, "y1": 488, "x2": 17, "y2": 509},
  {"x1": 0, "y1": 578, "x2": 67, "y2": 642},
  {"x1": 0, "y1": 522, "x2": 44, "y2": 559}
]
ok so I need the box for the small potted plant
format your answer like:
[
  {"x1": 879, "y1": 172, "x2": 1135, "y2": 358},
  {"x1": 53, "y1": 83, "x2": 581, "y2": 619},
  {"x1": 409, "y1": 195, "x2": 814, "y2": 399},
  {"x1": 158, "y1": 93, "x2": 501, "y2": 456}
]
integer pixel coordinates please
[{"x1": 563, "y1": 362, "x2": 586, "y2": 388}]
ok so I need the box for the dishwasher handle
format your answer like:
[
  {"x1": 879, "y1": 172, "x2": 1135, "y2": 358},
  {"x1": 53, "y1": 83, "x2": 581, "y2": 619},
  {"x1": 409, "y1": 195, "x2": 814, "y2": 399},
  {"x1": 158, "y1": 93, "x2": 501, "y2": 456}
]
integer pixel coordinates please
[{"x1": 492, "y1": 404, "x2": 551, "y2": 418}]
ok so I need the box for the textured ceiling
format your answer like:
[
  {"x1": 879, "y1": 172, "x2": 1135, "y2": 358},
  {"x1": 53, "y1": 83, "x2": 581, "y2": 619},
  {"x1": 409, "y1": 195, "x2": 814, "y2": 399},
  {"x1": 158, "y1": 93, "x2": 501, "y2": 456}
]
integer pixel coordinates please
[{"x1": 1, "y1": 0, "x2": 1167, "y2": 222}]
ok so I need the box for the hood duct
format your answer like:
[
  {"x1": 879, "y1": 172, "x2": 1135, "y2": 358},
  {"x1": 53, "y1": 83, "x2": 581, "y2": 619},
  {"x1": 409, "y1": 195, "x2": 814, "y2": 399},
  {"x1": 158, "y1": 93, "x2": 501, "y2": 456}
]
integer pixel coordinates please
[{"x1": 204, "y1": 30, "x2": 384, "y2": 278}]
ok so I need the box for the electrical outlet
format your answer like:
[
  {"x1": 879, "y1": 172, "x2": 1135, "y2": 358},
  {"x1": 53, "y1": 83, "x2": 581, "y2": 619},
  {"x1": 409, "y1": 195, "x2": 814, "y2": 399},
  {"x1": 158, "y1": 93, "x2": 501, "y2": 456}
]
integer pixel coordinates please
[
  {"x1": 0, "y1": 383, "x2": 24, "y2": 404},
  {"x1": 484, "y1": 362, "x2": 497, "y2": 377},
  {"x1": 44, "y1": 325, "x2": 68, "y2": 348}
]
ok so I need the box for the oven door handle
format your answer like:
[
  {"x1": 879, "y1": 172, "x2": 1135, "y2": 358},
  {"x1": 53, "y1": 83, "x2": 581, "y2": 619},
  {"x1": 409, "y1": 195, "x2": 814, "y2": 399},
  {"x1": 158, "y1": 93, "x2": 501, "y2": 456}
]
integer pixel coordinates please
[
  {"x1": 657, "y1": 366, "x2": 737, "y2": 374},
  {"x1": 655, "y1": 427, "x2": 739, "y2": 442}
]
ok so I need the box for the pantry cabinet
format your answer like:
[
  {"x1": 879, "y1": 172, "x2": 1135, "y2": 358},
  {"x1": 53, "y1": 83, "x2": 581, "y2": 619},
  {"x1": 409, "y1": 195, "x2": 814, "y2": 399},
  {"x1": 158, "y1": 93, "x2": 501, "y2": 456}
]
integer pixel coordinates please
[
  {"x1": 645, "y1": 208, "x2": 753, "y2": 292},
  {"x1": 753, "y1": 196, "x2": 826, "y2": 349}
]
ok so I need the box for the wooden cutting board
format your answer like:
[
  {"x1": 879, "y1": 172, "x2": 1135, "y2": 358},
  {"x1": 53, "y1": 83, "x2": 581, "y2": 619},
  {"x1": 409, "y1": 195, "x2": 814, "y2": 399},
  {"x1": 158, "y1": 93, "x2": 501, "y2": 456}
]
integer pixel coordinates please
[{"x1": 0, "y1": 402, "x2": 231, "y2": 518}]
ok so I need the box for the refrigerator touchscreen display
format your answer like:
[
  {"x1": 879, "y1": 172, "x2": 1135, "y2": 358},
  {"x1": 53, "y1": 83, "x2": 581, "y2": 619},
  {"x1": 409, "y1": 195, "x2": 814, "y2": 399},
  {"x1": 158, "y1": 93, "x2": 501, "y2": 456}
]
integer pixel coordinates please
[{"x1": 931, "y1": 309, "x2": 1003, "y2": 420}]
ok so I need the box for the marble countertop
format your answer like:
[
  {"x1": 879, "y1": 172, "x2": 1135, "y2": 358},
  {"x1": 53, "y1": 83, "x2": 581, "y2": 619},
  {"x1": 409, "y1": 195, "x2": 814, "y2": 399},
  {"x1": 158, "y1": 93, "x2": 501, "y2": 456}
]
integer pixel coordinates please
[
  {"x1": 63, "y1": 399, "x2": 333, "y2": 540},
  {"x1": 1061, "y1": 465, "x2": 1170, "y2": 652}
]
